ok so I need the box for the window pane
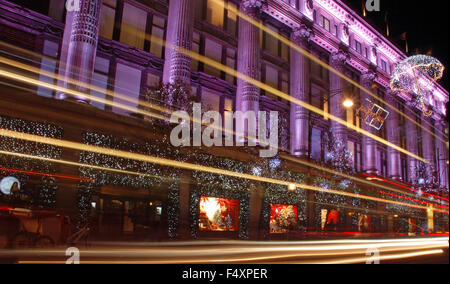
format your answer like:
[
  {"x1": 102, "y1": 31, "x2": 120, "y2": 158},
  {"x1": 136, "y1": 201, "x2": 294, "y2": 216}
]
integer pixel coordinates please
[
  {"x1": 91, "y1": 57, "x2": 109, "y2": 109},
  {"x1": 311, "y1": 128, "x2": 322, "y2": 161},
  {"x1": 37, "y1": 40, "x2": 59, "y2": 98},
  {"x1": 150, "y1": 26, "x2": 164, "y2": 58},
  {"x1": 226, "y1": 48, "x2": 236, "y2": 84},
  {"x1": 113, "y1": 63, "x2": 142, "y2": 115},
  {"x1": 120, "y1": 3, "x2": 147, "y2": 50},
  {"x1": 226, "y1": 58, "x2": 236, "y2": 84},
  {"x1": 99, "y1": 1, "x2": 116, "y2": 39},
  {"x1": 90, "y1": 57, "x2": 110, "y2": 110},
  {"x1": 265, "y1": 25, "x2": 279, "y2": 56},
  {"x1": 48, "y1": 0, "x2": 65, "y2": 21},
  {"x1": 206, "y1": 0, "x2": 224, "y2": 28},
  {"x1": 281, "y1": 42, "x2": 289, "y2": 61},
  {"x1": 147, "y1": 73, "x2": 160, "y2": 89},
  {"x1": 226, "y1": 2, "x2": 237, "y2": 35},
  {"x1": 192, "y1": 32, "x2": 200, "y2": 70},
  {"x1": 194, "y1": 0, "x2": 204, "y2": 19},
  {"x1": 311, "y1": 87, "x2": 322, "y2": 108},
  {"x1": 265, "y1": 65, "x2": 278, "y2": 88},
  {"x1": 224, "y1": 98, "x2": 233, "y2": 111},
  {"x1": 91, "y1": 72, "x2": 108, "y2": 110},
  {"x1": 204, "y1": 38, "x2": 222, "y2": 77},
  {"x1": 94, "y1": 56, "x2": 110, "y2": 74},
  {"x1": 347, "y1": 108, "x2": 354, "y2": 127}
]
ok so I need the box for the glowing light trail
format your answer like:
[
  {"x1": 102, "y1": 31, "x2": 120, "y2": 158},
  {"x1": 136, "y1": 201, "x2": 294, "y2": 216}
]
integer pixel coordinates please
[
  {"x1": 280, "y1": 154, "x2": 448, "y2": 206},
  {"x1": 0, "y1": 167, "x2": 93, "y2": 183},
  {"x1": 139, "y1": 33, "x2": 430, "y2": 164},
  {"x1": 210, "y1": 0, "x2": 448, "y2": 143},
  {"x1": 5, "y1": 238, "x2": 447, "y2": 264},
  {"x1": 0, "y1": 57, "x2": 442, "y2": 206},
  {"x1": 363, "y1": 173, "x2": 449, "y2": 202},
  {"x1": 0, "y1": 128, "x2": 447, "y2": 214}
]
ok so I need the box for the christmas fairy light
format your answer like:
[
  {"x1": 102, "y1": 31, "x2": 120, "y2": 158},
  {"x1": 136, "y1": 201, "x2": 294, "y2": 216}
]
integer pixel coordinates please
[
  {"x1": 391, "y1": 55, "x2": 445, "y2": 117},
  {"x1": 0, "y1": 128, "x2": 448, "y2": 215}
]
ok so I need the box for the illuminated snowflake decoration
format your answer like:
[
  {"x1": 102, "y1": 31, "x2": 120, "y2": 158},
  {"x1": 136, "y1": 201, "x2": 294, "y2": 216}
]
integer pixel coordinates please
[
  {"x1": 318, "y1": 182, "x2": 331, "y2": 192},
  {"x1": 339, "y1": 179, "x2": 351, "y2": 189},
  {"x1": 390, "y1": 55, "x2": 445, "y2": 117},
  {"x1": 252, "y1": 167, "x2": 262, "y2": 177},
  {"x1": 269, "y1": 157, "x2": 281, "y2": 170}
]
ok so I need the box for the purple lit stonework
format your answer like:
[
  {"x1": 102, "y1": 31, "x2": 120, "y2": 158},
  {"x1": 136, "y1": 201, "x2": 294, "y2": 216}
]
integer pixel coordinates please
[
  {"x1": 236, "y1": 0, "x2": 263, "y2": 141},
  {"x1": 290, "y1": 24, "x2": 312, "y2": 157},
  {"x1": 360, "y1": 70, "x2": 378, "y2": 175},
  {"x1": 163, "y1": 0, "x2": 194, "y2": 85},
  {"x1": 385, "y1": 90, "x2": 401, "y2": 180},
  {"x1": 0, "y1": 0, "x2": 448, "y2": 241},
  {"x1": 59, "y1": 0, "x2": 101, "y2": 103}
]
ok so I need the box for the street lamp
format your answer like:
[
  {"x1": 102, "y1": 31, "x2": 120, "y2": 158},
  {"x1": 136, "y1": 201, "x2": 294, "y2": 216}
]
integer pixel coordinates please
[
  {"x1": 288, "y1": 184, "x2": 296, "y2": 191},
  {"x1": 343, "y1": 98, "x2": 355, "y2": 108}
]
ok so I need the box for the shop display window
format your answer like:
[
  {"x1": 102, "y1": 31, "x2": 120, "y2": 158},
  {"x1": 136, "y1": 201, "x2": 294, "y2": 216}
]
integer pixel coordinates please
[
  {"x1": 270, "y1": 204, "x2": 298, "y2": 233},
  {"x1": 199, "y1": 197, "x2": 239, "y2": 232}
]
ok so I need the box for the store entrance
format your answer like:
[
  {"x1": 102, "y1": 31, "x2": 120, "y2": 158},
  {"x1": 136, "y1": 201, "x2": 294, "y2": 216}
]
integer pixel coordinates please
[{"x1": 90, "y1": 186, "x2": 167, "y2": 241}]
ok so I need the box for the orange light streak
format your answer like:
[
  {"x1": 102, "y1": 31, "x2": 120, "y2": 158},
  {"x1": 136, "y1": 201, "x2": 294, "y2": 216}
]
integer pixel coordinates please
[{"x1": 0, "y1": 128, "x2": 448, "y2": 214}]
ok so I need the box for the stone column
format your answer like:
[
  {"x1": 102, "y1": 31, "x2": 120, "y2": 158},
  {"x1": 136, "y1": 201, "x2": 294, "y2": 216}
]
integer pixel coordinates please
[
  {"x1": 58, "y1": 0, "x2": 102, "y2": 103},
  {"x1": 162, "y1": 0, "x2": 194, "y2": 85},
  {"x1": 421, "y1": 114, "x2": 435, "y2": 181},
  {"x1": 161, "y1": 0, "x2": 194, "y2": 239},
  {"x1": 329, "y1": 50, "x2": 350, "y2": 146},
  {"x1": 56, "y1": 11, "x2": 74, "y2": 92},
  {"x1": 290, "y1": 24, "x2": 312, "y2": 157},
  {"x1": 235, "y1": 0, "x2": 262, "y2": 142},
  {"x1": 360, "y1": 71, "x2": 378, "y2": 174},
  {"x1": 405, "y1": 104, "x2": 419, "y2": 183},
  {"x1": 437, "y1": 122, "x2": 449, "y2": 190},
  {"x1": 385, "y1": 90, "x2": 401, "y2": 180}
]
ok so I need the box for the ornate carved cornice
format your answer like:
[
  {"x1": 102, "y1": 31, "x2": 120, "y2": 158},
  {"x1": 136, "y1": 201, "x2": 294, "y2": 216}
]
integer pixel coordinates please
[
  {"x1": 330, "y1": 49, "x2": 349, "y2": 70},
  {"x1": 361, "y1": 70, "x2": 377, "y2": 88},
  {"x1": 71, "y1": 0, "x2": 101, "y2": 46},
  {"x1": 291, "y1": 23, "x2": 313, "y2": 46},
  {"x1": 240, "y1": 0, "x2": 265, "y2": 17}
]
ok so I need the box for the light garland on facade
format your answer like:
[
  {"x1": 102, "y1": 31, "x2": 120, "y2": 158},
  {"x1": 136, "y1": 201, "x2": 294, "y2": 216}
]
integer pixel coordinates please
[
  {"x1": 79, "y1": 129, "x2": 185, "y2": 236},
  {"x1": 1, "y1": 113, "x2": 446, "y2": 235},
  {"x1": 0, "y1": 115, "x2": 62, "y2": 208},
  {"x1": 190, "y1": 153, "x2": 253, "y2": 239},
  {"x1": 391, "y1": 55, "x2": 445, "y2": 117}
]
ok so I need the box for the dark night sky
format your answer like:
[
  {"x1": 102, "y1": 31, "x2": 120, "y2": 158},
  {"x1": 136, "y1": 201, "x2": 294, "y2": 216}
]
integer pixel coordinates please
[{"x1": 342, "y1": 0, "x2": 450, "y2": 92}]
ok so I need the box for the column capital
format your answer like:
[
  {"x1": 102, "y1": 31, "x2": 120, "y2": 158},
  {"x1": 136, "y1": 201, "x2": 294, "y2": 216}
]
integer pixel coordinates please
[
  {"x1": 71, "y1": 0, "x2": 101, "y2": 46},
  {"x1": 163, "y1": 0, "x2": 194, "y2": 84},
  {"x1": 361, "y1": 70, "x2": 377, "y2": 88},
  {"x1": 437, "y1": 119, "x2": 449, "y2": 129},
  {"x1": 58, "y1": 0, "x2": 101, "y2": 102},
  {"x1": 330, "y1": 49, "x2": 349, "y2": 71},
  {"x1": 240, "y1": 0, "x2": 265, "y2": 17},
  {"x1": 291, "y1": 23, "x2": 313, "y2": 46}
]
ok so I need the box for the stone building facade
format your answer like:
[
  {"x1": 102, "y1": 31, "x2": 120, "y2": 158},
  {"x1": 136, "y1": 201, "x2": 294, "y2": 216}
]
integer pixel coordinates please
[{"x1": 0, "y1": 0, "x2": 448, "y2": 240}]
